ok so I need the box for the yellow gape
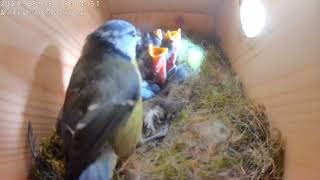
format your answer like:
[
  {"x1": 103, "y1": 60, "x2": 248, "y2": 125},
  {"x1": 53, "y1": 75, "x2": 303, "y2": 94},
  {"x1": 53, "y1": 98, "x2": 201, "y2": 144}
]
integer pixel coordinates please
[{"x1": 165, "y1": 28, "x2": 181, "y2": 42}]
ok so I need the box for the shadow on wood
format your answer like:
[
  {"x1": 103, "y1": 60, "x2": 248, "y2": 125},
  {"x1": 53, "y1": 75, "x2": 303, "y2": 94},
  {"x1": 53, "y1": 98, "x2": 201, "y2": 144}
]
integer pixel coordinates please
[{"x1": 22, "y1": 45, "x2": 65, "y2": 177}]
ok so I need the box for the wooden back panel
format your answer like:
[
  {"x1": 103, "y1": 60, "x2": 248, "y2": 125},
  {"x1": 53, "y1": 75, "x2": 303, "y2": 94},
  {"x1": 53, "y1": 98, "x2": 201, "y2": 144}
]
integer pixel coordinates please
[
  {"x1": 108, "y1": 0, "x2": 221, "y2": 14},
  {"x1": 111, "y1": 12, "x2": 215, "y2": 34}
]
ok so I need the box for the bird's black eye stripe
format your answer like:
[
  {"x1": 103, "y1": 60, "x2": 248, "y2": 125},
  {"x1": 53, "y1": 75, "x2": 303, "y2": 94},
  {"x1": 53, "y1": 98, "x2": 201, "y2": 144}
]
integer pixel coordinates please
[{"x1": 128, "y1": 30, "x2": 136, "y2": 37}]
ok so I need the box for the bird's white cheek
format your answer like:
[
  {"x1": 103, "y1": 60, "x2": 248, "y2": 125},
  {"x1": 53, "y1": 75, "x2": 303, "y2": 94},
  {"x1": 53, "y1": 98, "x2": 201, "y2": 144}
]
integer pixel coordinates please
[{"x1": 88, "y1": 103, "x2": 100, "y2": 111}]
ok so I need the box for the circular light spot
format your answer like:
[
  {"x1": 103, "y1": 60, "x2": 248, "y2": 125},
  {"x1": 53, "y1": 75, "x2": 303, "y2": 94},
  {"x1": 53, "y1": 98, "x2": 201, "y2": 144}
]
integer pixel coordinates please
[
  {"x1": 188, "y1": 48, "x2": 204, "y2": 70},
  {"x1": 240, "y1": 0, "x2": 267, "y2": 38}
]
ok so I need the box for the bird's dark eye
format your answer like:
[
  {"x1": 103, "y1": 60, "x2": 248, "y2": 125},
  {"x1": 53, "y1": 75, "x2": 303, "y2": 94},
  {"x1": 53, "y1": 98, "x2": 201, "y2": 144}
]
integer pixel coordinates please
[{"x1": 128, "y1": 31, "x2": 136, "y2": 37}]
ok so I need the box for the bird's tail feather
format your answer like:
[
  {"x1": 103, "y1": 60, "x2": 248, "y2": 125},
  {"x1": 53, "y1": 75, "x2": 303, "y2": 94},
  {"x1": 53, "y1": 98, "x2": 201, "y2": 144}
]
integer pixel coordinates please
[
  {"x1": 28, "y1": 121, "x2": 39, "y2": 160},
  {"x1": 79, "y1": 148, "x2": 118, "y2": 180}
]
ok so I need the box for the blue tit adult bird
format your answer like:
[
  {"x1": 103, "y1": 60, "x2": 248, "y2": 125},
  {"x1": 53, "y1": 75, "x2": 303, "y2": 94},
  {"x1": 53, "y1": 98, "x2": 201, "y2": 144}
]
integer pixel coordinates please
[{"x1": 56, "y1": 20, "x2": 143, "y2": 180}]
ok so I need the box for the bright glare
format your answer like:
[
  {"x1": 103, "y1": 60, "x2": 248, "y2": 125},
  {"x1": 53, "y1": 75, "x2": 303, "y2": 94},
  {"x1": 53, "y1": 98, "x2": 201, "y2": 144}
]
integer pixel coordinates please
[
  {"x1": 240, "y1": 0, "x2": 266, "y2": 38},
  {"x1": 177, "y1": 38, "x2": 205, "y2": 71},
  {"x1": 188, "y1": 48, "x2": 204, "y2": 71}
]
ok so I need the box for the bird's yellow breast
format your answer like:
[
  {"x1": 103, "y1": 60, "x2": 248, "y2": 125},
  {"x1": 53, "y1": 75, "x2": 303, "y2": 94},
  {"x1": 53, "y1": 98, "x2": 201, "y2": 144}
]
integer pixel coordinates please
[
  {"x1": 112, "y1": 59, "x2": 143, "y2": 159},
  {"x1": 112, "y1": 97, "x2": 143, "y2": 159}
]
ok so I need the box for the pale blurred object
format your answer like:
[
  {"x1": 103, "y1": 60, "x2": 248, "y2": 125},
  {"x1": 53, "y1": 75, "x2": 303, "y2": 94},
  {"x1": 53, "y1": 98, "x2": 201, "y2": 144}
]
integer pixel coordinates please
[{"x1": 240, "y1": 0, "x2": 266, "y2": 38}]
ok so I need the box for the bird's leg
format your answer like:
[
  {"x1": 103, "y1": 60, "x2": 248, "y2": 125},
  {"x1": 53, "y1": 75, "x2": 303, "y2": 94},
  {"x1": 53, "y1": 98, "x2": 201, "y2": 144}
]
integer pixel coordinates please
[{"x1": 138, "y1": 124, "x2": 170, "y2": 146}]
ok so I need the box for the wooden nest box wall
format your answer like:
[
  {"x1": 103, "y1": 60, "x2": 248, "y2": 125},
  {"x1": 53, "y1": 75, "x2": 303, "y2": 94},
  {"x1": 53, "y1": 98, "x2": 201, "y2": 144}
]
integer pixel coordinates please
[{"x1": 0, "y1": 0, "x2": 319, "y2": 179}]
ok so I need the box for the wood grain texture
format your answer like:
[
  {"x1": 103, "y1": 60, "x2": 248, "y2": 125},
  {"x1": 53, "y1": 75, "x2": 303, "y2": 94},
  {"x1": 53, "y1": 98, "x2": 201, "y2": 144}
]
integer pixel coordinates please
[
  {"x1": 111, "y1": 12, "x2": 215, "y2": 34},
  {"x1": 0, "y1": 1, "x2": 109, "y2": 179},
  {"x1": 108, "y1": 0, "x2": 221, "y2": 14},
  {"x1": 1, "y1": 0, "x2": 319, "y2": 179},
  {"x1": 216, "y1": 0, "x2": 320, "y2": 179}
]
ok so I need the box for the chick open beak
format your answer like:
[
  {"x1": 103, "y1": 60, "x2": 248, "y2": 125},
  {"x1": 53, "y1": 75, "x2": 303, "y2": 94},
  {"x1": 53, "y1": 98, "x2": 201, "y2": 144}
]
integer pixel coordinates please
[
  {"x1": 165, "y1": 28, "x2": 181, "y2": 42},
  {"x1": 148, "y1": 45, "x2": 169, "y2": 86}
]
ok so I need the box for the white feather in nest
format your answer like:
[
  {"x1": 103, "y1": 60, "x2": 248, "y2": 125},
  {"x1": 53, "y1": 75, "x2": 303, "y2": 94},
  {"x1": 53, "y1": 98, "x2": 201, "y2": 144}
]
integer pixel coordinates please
[
  {"x1": 141, "y1": 96, "x2": 185, "y2": 141},
  {"x1": 143, "y1": 105, "x2": 165, "y2": 133}
]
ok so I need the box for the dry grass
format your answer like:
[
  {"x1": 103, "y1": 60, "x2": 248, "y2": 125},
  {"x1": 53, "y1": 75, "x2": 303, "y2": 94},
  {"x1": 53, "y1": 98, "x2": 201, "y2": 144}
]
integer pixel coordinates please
[
  {"x1": 30, "y1": 34, "x2": 284, "y2": 180},
  {"x1": 116, "y1": 36, "x2": 285, "y2": 180}
]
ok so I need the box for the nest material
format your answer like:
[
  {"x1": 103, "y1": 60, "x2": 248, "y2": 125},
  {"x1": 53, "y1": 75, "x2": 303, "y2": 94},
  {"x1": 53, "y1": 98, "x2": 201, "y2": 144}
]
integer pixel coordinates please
[
  {"x1": 29, "y1": 33, "x2": 284, "y2": 180},
  {"x1": 116, "y1": 35, "x2": 284, "y2": 180},
  {"x1": 29, "y1": 129, "x2": 64, "y2": 180}
]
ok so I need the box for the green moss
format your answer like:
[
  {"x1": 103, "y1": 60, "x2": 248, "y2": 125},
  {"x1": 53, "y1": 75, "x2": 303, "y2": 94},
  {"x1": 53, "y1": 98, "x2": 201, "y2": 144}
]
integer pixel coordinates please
[
  {"x1": 31, "y1": 32, "x2": 284, "y2": 180},
  {"x1": 174, "y1": 110, "x2": 190, "y2": 127},
  {"x1": 212, "y1": 155, "x2": 242, "y2": 170},
  {"x1": 30, "y1": 129, "x2": 64, "y2": 180},
  {"x1": 117, "y1": 33, "x2": 284, "y2": 180}
]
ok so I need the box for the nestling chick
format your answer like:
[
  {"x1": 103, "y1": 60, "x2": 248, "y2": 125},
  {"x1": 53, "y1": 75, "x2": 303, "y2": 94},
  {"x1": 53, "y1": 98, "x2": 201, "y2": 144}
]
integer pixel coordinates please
[
  {"x1": 162, "y1": 28, "x2": 182, "y2": 72},
  {"x1": 136, "y1": 29, "x2": 164, "y2": 81}
]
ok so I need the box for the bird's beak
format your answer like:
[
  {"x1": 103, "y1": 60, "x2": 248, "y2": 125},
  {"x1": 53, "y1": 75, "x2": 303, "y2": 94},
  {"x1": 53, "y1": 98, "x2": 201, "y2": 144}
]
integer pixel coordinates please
[
  {"x1": 148, "y1": 44, "x2": 168, "y2": 59},
  {"x1": 165, "y1": 28, "x2": 182, "y2": 42}
]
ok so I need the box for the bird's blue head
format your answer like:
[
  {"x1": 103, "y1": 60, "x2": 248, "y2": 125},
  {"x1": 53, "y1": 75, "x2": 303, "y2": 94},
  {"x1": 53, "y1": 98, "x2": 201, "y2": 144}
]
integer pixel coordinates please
[{"x1": 89, "y1": 19, "x2": 140, "y2": 61}]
